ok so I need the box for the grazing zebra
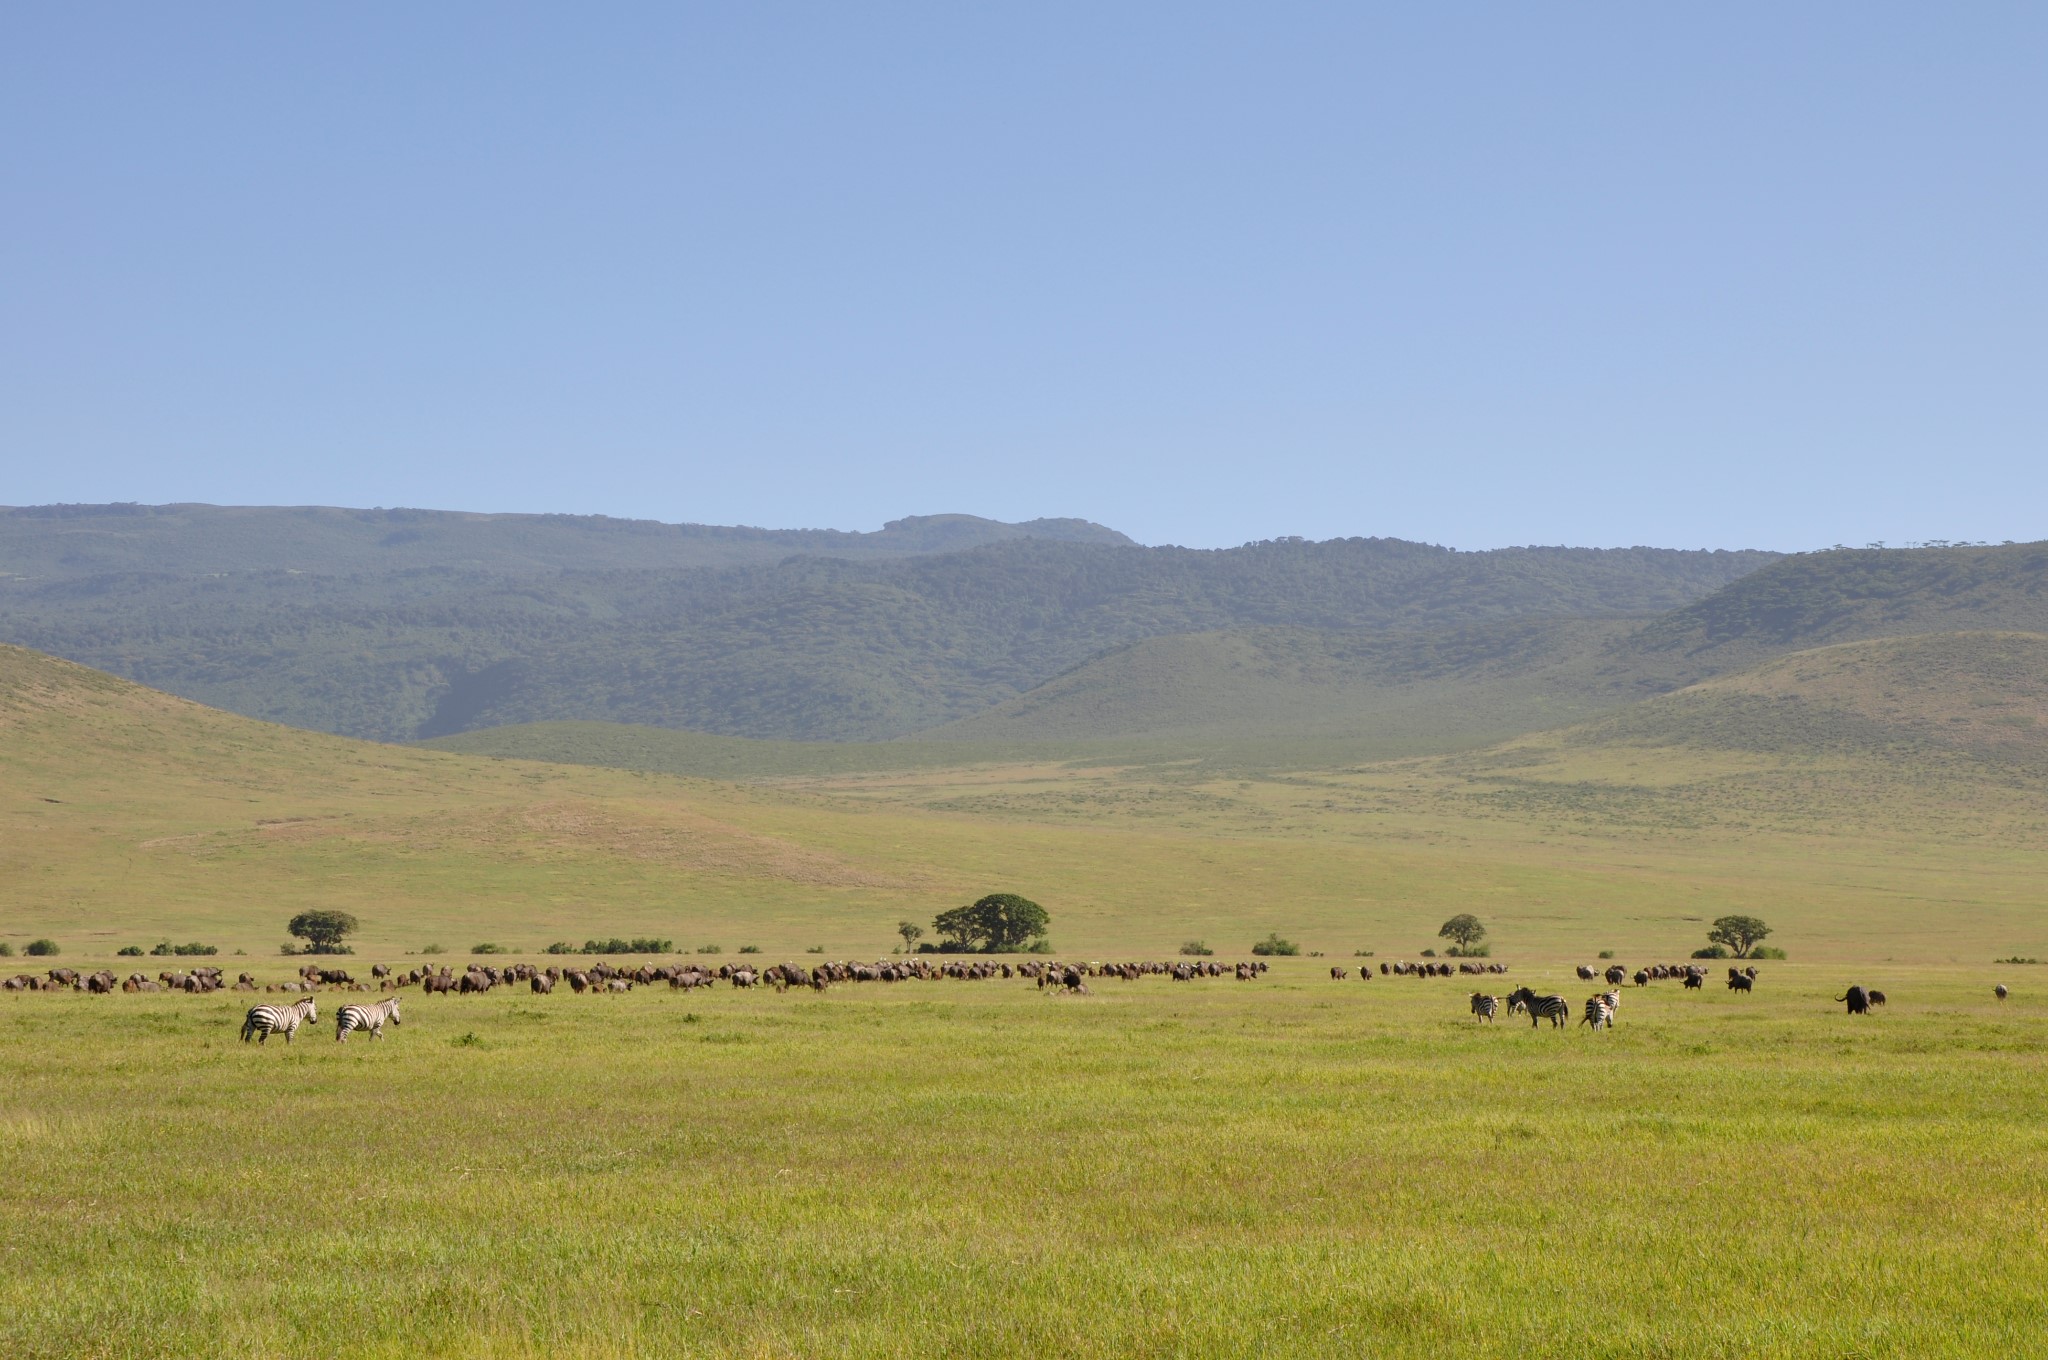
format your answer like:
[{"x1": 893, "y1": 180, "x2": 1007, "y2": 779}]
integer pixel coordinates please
[
  {"x1": 241, "y1": 997, "x2": 317, "y2": 1045},
  {"x1": 335, "y1": 996, "x2": 402, "y2": 1043},
  {"x1": 1581, "y1": 994, "x2": 1613, "y2": 1029},
  {"x1": 1506, "y1": 987, "x2": 1570, "y2": 1028},
  {"x1": 1469, "y1": 992, "x2": 1499, "y2": 1023}
]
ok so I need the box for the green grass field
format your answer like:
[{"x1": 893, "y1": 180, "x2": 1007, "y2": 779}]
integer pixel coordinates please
[
  {"x1": 8, "y1": 641, "x2": 2048, "y2": 1355},
  {"x1": 2, "y1": 963, "x2": 2042, "y2": 1358}
]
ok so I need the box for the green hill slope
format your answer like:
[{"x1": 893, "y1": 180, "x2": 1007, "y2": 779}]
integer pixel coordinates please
[{"x1": 0, "y1": 510, "x2": 1777, "y2": 742}]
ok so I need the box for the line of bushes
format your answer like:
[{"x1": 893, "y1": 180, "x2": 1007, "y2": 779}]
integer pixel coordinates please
[{"x1": 542, "y1": 938, "x2": 676, "y2": 955}]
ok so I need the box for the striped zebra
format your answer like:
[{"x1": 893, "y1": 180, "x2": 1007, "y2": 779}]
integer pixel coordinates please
[
  {"x1": 335, "y1": 996, "x2": 402, "y2": 1043},
  {"x1": 1581, "y1": 992, "x2": 1619, "y2": 1029},
  {"x1": 1469, "y1": 992, "x2": 1499, "y2": 1023},
  {"x1": 1506, "y1": 987, "x2": 1570, "y2": 1028},
  {"x1": 241, "y1": 997, "x2": 317, "y2": 1045}
]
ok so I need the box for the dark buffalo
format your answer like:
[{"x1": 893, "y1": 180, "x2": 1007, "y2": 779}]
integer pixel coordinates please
[{"x1": 1837, "y1": 985, "x2": 1870, "y2": 1015}]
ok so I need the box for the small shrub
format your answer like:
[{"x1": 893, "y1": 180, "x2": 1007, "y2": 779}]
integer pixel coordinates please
[
  {"x1": 698, "y1": 945, "x2": 723, "y2": 955},
  {"x1": 805, "y1": 945, "x2": 825, "y2": 954},
  {"x1": 1749, "y1": 945, "x2": 1788, "y2": 960},
  {"x1": 1026, "y1": 937, "x2": 1052, "y2": 955},
  {"x1": 154, "y1": 941, "x2": 217, "y2": 957},
  {"x1": 1352, "y1": 949, "x2": 1376, "y2": 958},
  {"x1": 1420, "y1": 948, "x2": 1437, "y2": 958},
  {"x1": 452, "y1": 1032, "x2": 482, "y2": 1048},
  {"x1": 420, "y1": 943, "x2": 446, "y2": 956},
  {"x1": 471, "y1": 943, "x2": 509, "y2": 955},
  {"x1": 1995, "y1": 956, "x2": 2042, "y2": 965},
  {"x1": 25, "y1": 939, "x2": 60, "y2": 957},
  {"x1": 1251, "y1": 933, "x2": 1300, "y2": 957},
  {"x1": 1597, "y1": 950, "x2": 1615, "y2": 960},
  {"x1": 582, "y1": 937, "x2": 673, "y2": 955},
  {"x1": 0, "y1": 943, "x2": 11, "y2": 957},
  {"x1": 1179, "y1": 940, "x2": 1214, "y2": 956},
  {"x1": 1308, "y1": 950, "x2": 1325, "y2": 958},
  {"x1": 1446, "y1": 944, "x2": 1492, "y2": 958},
  {"x1": 543, "y1": 941, "x2": 579, "y2": 955},
  {"x1": 117, "y1": 945, "x2": 144, "y2": 957},
  {"x1": 737, "y1": 945, "x2": 762, "y2": 954},
  {"x1": 1691, "y1": 945, "x2": 1731, "y2": 960}
]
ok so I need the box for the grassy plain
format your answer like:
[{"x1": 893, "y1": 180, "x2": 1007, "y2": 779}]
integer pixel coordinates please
[{"x1": 1, "y1": 963, "x2": 2043, "y2": 1358}]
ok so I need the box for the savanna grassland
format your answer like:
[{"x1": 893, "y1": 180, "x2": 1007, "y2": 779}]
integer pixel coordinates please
[
  {"x1": 2, "y1": 966, "x2": 2044, "y2": 1359},
  {"x1": 6, "y1": 640, "x2": 2048, "y2": 1356}
]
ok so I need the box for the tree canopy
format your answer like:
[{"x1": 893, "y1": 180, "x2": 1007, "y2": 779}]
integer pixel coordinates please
[
  {"x1": 1437, "y1": 914, "x2": 1486, "y2": 948},
  {"x1": 932, "y1": 894, "x2": 1048, "y2": 953},
  {"x1": 287, "y1": 909, "x2": 361, "y2": 954},
  {"x1": 1706, "y1": 915, "x2": 1772, "y2": 958}
]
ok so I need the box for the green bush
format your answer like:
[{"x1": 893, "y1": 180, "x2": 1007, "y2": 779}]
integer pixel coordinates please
[
  {"x1": 1445, "y1": 944, "x2": 1492, "y2": 958},
  {"x1": 1995, "y1": 956, "x2": 2041, "y2": 965},
  {"x1": 117, "y1": 945, "x2": 144, "y2": 957},
  {"x1": 420, "y1": 943, "x2": 446, "y2": 955},
  {"x1": 152, "y1": 941, "x2": 218, "y2": 957},
  {"x1": 698, "y1": 945, "x2": 723, "y2": 955},
  {"x1": 543, "y1": 941, "x2": 580, "y2": 955},
  {"x1": 1419, "y1": 948, "x2": 1437, "y2": 958},
  {"x1": 1180, "y1": 940, "x2": 1214, "y2": 956},
  {"x1": 0, "y1": 942, "x2": 11, "y2": 957},
  {"x1": 471, "y1": 943, "x2": 509, "y2": 955},
  {"x1": 805, "y1": 945, "x2": 825, "y2": 954},
  {"x1": 1691, "y1": 945, "x2": 1731, "y2": 959},
  {"x1": 1025, "y1": 937, "x2": 1053, "y2": 955},
  {"x1": 738, "y1": 945, "x2": 762, "y2": 954},
  {"x1": 1352, "y1": 949, "x2": 1376, "y2": 958},
  {"x1": 1251, "y1": 933, "x2": 1300, "y2": 957},
  {"x1": 582, "y1": 938, "x2": 672, "y2": 955},
  {"x1": 1749, "y1": 945, "x2": 1788, "y2": 960},
  {"x1": 1597, "y1": 949, "x2": 1615, "y2": 959},
  {"x1": 25, "y1": 939, "x2": 59, "y2": 957}
]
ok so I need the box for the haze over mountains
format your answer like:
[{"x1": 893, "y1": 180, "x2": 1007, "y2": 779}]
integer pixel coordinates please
[
  {"x1": 1, "y1": 502, "x2": 1776, "y2": 747},
  {"x1": 3, "y1": 503, "x2": 2043, "y2": 771}
]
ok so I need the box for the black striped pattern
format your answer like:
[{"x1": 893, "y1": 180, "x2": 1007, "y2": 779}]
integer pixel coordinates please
[
  {"x1": 1507, "y1": 988, "x2": 1570, "y2": 1028},
  {"x1": 241, "y1": 997, "x2": 317, "y2": 1045},
  {"x1": 335, "y1": 996, "x2": 401, "y2": 1043},
  {"x1": 1580, "y1": 991, "x2": 1620, "y2": 1029},
  {"x1": 1469, "y1": 993, "x2": 1499, "y2": 1022}
]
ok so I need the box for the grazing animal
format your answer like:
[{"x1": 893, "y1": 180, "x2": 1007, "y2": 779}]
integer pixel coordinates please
[
  {"x1": 1506, "y1": 987, "x2": 1570, "y2": 1029},
  {"x1": 1580, "y1": 994, "x2": 1614, "y2": 1029},
  {"x1": 335, "y1": 996, "x2": 401, "y2": 1042},
  {"x1": 1727, "y1": 973, "x2": 1754, "y2": 993},
  {"x1": 1632, "y1": 970, "x2": 1649, "y2": 987},
  {"x1": 241, "y1": 998, "x2": 317, "y2": 1045},
  {"x1": 1995, "y1": 984, "x2": 2009, "y2": 1001},
  {"x1": 1604, "y1": 965, "x2": 1627, "y2": 986},
  {"x1": 1469, "y1": 993, "x2": 1499, "y2": 1023},
  {"x1": 1837, "y1": 986, "x2": 1870, "y2": 1015},
  {"x1": 1330, "y1": 966, "x2": 1348, "y2": 980},
  {"x1": 1868, "y1": 989, "x2": 1886, "y2": 1007},
  {"x1": 1575, "y1": 965, "x2": 1597, "y2": 981}
]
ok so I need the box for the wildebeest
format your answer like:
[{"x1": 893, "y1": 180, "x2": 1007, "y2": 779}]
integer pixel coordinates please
[
  {"x1": 1836, "y1": 985, "x2": 1870, "y2": 1015},
  {"x1": 1995, "y1": 984, "x2": 2009, "y2": 1001},
  {"x1": 1329, "y1": 966, "x2": 1347, "y2": 980},
  {"x1": 1727, "y1": 972, "x2": 1754, "y2": 993}
]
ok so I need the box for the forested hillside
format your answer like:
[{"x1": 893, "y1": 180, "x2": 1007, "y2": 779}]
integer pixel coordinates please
[{"x1": 0, "y1": 505, "x2": 1777, "y2": 742}]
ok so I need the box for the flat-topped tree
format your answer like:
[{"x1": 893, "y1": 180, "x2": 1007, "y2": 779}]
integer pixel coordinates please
[
  {"x1": 932, "y1": 894, "x2": 1048, "y2": 953},
  {"x1": 287, "y1": 910, "x2": 360, "y2": 955},
  {"x1": 1438, "y1": 914, "x2": 1486, "y2": 950},
  {"x1": 1706, "y1": 915, "x2": 1772, "y2": 959}
]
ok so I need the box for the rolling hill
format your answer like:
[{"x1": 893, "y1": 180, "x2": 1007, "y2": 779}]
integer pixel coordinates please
[{"x1": 0, "y1": 505, "x2": 1778, "y2": 742}]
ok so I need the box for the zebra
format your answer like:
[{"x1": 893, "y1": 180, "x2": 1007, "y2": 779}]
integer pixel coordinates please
[
  {"x1": 1469, "y1": 992, "x2": 1499, "y2": 1023},
  {"x1": 241, "y1": 997, "x2": 317, "y2": 1045},
  {"x1": 1506, "y1": 987, "x2": 1570, "y2": 1028},
  {"x1": 335, "y1": 996, "x2": 401, "y2": 1043},
  {"x1": 1581, "y1": 991, "x2": 1621, "y2": 1029}
]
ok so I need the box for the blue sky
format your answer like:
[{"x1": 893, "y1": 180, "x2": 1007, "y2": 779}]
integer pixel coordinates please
[{"x1": 3, "y1": 4, "x2": 2043, "y2": 550}]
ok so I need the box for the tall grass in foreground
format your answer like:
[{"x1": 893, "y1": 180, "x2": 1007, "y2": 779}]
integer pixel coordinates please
[{"x1": 1, "y1": 963, "x2": 2042, "y2": 1358}]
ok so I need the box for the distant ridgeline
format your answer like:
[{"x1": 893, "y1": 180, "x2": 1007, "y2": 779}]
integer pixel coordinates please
[{"x1": 0, "y1": 503, "x2": 1788, "y2": 745}]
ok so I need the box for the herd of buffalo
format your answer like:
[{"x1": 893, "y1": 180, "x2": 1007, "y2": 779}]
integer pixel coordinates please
[{"x1": 1, "y1": 958, "x2": 2017, "y2": 1018}]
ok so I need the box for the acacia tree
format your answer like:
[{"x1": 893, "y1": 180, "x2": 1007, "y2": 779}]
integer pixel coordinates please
[
  {"x1": 932, "y1": 894, "x2": 1049, "y2": 953},
  {"x1": 1438, "y1": 914, "x2": 1486, "y2": 950},
  {"x1": 1706, "y1": 915, "x2": 1772, "y2": 959},
  {"x1": 897, "y1": 920, "x2": 924, "y2": 952},
  {"x1": 287, "y1": 910, "x2": 360, "y2": 955}
]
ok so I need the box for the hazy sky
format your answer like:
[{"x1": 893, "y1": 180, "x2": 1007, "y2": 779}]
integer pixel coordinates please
[{"x1": 4, "y1": 4, "x2": 2043, "y2": 550}]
